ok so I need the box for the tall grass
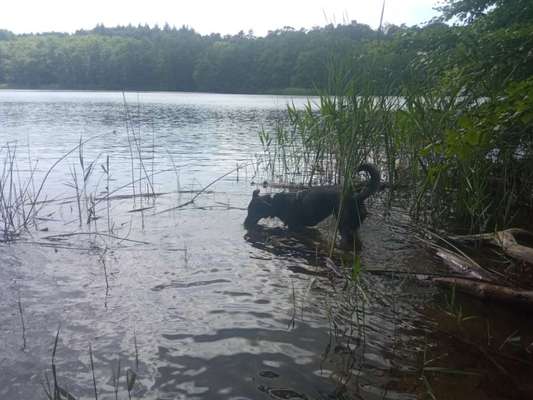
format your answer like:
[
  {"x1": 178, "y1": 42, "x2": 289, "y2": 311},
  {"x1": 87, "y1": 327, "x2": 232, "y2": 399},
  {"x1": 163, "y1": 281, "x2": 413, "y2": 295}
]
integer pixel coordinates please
[
  {"x1": 42, "y1": 328, "x2": 141, "y2": 400},
  {"x1": 0, "y1": 142, "x2": 40, "y2": 240},
  {"x1": 0, "y1": 93, "x2": 168, "y2": 244},
  {"x1": 258, "y1": 60, "x2": 533, "y2": 235},
  {"x1": 397, "y1": 77, "x2": 533, "y2": 233},
  {"x1": 259, "y1": 66, "x2": 393, "y2": 189}
]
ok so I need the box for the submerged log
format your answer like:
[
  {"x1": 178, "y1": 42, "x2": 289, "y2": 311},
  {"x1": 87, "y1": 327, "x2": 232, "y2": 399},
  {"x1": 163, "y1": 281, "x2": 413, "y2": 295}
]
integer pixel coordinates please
[
  {"x1": 433, "y1": 277, "x2": 533, "y2": 308},
  {"x1": 451, "y1": 228, "x2": 533, "y2": 265}
]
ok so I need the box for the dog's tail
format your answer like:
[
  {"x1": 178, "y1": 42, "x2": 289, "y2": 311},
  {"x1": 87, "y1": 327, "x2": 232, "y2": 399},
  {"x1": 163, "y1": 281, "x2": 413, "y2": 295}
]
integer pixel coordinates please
[{"x1": 355, "y1": 163, "x2": 380, "y2": 201}]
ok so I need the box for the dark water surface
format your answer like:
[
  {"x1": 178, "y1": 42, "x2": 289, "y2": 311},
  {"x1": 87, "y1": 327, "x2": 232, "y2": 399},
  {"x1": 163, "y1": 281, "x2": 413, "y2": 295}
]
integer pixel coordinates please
[{"x1": 1, "y1": 90, "x2": 532, "y2": 400}]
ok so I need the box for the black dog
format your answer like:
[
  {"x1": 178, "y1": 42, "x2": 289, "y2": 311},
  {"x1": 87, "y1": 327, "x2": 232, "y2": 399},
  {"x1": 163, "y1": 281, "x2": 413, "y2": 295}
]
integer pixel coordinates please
[{"x1": 244, "y1": 164, "x2": 380, "y2": 245}]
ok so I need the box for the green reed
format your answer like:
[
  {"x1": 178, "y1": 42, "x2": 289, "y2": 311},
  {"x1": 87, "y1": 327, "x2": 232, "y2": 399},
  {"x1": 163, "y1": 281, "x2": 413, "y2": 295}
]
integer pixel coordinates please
[
  {"x1": 262, "y1": 79, "x2": 385, "y2": 191},
  {"x1": 259, "y1": 60, "x2": 533, "y2": 235},
  {"x1": 397, "y1": 77, "x2": 533, "y2": 233},
  {"x1": 43, "y1": 328, "x2": 141, "y2": 400}
]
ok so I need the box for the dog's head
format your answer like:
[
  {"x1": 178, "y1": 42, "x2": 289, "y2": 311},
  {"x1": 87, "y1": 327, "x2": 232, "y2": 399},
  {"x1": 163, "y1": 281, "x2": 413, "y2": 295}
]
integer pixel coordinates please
[{"x1": 244, "y1": 189, "x2": 274, "y2": 228}]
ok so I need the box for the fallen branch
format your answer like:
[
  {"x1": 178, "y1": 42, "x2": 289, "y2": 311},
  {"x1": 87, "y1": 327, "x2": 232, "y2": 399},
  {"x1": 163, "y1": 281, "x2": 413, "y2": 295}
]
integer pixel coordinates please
[
  {"x1": 417, "y1": 229, "x2": 499, "y2": 281},
  {"x1": 435, "y1": 247, "x2": 500, "y2": 281},
  {"x1": 451, "y1": 229, "x2": 533, "y2": 265},
  {"x1": 433, "y1": 277, "x2": 533, "y2": 308}
]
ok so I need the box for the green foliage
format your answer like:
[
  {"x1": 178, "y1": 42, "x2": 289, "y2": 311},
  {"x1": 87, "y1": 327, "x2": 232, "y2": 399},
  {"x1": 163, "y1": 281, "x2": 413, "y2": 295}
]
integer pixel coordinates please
[
  {"x1": 0, "y1": 29, "x2": 13, "y2": 41},
  {"x1": 259, "y1": 0, "x2": 533, "y2": 234},
  {"x1": 440, "y1": 0, "x2": 533, "y2": 27},
  {"x1": 351, "y1": 255, "x2": 362, "y2": 281},
  {"x1": 0, "y1": 23, "x2": 379, "y2": 93},
  {"x1": 396, "y1": 0, "x2": 532, "y2": 233},
  {"x1": 399, "y1": 0, "x2": 533, "y2": 231}
]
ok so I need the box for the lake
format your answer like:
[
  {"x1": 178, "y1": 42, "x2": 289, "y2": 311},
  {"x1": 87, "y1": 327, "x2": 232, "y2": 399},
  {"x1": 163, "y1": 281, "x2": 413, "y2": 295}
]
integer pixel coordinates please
[{"x1": 0, "y1": 90, "x2": 531, "y2": 400}]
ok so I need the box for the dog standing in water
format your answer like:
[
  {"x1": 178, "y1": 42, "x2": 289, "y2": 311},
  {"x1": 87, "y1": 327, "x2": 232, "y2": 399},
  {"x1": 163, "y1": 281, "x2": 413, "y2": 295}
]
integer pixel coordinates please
[{"x1": 244, "y1": 164, "x2": 380, "y2": 246}]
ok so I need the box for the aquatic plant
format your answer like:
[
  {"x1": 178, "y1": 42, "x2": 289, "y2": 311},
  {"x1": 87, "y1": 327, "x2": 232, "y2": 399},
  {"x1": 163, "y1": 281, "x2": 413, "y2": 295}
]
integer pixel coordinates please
[
  {"x1": 42, "y1": 328, "x2": 141, "y2": 400},
  {"x1": 0, "y1": 142, "x2": 39, "y2": 240}
]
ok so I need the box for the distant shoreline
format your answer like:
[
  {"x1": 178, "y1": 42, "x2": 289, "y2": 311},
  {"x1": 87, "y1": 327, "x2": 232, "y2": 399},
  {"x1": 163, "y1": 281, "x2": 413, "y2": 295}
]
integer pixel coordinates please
[{"x1": 0, "y1": 84, "x2": 317, "y2": 97}]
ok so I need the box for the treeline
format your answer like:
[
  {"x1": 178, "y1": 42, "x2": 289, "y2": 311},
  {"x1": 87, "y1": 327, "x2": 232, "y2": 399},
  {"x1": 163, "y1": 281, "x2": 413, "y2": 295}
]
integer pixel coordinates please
[
  {"x1": 0, "y1": 1, "x2": 531, "y2": 96},
  {"x1": 0, "y1": 21, "x2": 447, "y2": 94}
]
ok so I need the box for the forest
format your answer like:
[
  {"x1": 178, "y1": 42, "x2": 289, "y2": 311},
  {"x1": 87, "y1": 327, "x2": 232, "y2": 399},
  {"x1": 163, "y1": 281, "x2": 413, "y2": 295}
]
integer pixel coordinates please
[
  {"x1": 0, "y1": 21, "x2": 388, "y2": 93},
  {"x1": 0, "y1": 10, "x2": 499, "y2": 94},
  {"x1": 0, "y1": 1, "x2": 530, "y2": 96}
]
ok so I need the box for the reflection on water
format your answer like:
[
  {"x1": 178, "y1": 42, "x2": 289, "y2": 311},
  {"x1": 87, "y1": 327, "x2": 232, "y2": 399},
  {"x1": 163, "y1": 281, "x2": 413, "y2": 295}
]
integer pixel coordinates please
[
  {"x1": 0, "y1": 90, "x2": 531, "y2": 400},
  {"x1": 0, "y1": 90, "x2": 296, "y2": 196}
]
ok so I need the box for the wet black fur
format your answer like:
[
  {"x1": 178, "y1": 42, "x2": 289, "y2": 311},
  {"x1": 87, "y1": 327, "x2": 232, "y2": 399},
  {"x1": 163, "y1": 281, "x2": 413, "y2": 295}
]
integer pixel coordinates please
[{"x1": 244, "y1": 164, "x2": 380, "y2": 244}]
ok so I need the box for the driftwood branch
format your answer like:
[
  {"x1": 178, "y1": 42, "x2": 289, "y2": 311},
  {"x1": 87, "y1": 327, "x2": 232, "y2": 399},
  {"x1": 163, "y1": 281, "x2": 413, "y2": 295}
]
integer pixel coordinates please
[
  {"x1": 433, "y1": 277, "x2": 533, "y2": 308},
  {"x1": 422, "y1": 229, "x2": 533, "y2": 308},
  {"x1": 436, "y1": 248, "x2": 499, "y2": 281},
  {"x1": 451, "y1": 228, "x2": 533, "y2": 265},
  {"x1": 418, "y1": 228, "x2": 499, "y2": 280}
]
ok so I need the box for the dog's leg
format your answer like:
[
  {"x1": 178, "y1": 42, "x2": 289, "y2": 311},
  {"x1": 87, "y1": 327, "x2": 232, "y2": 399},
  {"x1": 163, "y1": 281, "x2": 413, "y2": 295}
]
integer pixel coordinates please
[{"x1": 338, "y1": 228, "x2": 362, "y2": 251}]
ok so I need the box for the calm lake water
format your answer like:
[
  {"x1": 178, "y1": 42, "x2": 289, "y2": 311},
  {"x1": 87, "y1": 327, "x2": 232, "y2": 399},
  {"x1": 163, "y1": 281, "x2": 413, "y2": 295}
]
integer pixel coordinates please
[{"x1": 1, "y1": 90, "x2": 532, "y2": 400}]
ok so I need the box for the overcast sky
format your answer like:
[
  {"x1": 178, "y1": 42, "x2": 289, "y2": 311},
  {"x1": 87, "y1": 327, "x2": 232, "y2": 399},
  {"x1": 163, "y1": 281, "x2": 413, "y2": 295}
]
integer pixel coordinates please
[{"x1": 1, "y1": 0, "x2": 440, "y2": 36}]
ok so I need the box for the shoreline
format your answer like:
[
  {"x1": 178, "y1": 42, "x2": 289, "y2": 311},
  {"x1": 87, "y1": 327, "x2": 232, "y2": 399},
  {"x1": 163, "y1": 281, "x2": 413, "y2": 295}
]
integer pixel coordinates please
[{"x1": 0, "y1": 84, "x2": 317, "y2": 97}]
